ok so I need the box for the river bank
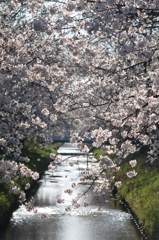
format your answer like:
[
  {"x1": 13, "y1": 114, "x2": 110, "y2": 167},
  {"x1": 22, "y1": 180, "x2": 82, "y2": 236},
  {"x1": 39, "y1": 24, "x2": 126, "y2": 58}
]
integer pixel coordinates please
[
  {"x1": 116, "y1": 151, "x2": 159, "y2": 240},
  {"x1": 0, "y1": 139, "x2": 62, "y2": 232},
  {"x1": 92, "y1": 147, "x2": 159, "y2": 240}
]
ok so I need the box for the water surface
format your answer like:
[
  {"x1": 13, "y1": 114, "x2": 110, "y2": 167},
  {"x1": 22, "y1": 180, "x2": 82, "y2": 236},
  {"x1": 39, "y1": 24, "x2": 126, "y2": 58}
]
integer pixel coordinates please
[{"x1": 1, "y1": 143, "x2": 143, "y2": 240}]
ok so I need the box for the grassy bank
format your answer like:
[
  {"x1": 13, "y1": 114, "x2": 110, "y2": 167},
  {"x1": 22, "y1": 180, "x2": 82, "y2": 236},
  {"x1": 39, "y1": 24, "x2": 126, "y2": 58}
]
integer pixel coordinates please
[
  {"x1": 0, "y1": 139, "x2": 62, "y2": 231},
  {"x1": 116, "y1": 152, "x2": 159, "y2": 240},
  {"x1": 92, "y1": 147, "x2": 159, "y2": 240},
  {"x1": 22, "y1": 139, "x2": 62, "y2": 173}
]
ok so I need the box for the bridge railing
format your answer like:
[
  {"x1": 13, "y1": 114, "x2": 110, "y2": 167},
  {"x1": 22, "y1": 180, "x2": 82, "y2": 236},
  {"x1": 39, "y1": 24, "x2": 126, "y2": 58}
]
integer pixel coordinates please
[{"x1": 52, "y1": 136, "x2": 94, "y2": 143}]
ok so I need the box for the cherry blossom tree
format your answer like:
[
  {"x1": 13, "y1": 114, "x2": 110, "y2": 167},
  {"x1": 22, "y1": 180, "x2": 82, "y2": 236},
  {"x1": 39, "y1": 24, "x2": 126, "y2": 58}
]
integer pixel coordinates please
[{"x1": 0, "y1": 0, "x2": 159, "y2": 208}]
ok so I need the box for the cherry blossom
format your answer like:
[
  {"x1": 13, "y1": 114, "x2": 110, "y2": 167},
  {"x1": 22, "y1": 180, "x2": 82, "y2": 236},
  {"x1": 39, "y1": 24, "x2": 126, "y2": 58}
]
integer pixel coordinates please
[
  {"x1": 69, "y1": 162, "x2": 74, "y2": 167},
  {"x1": 25, "y1": 183, "x2": 31, "y2": 190},
  {"x1": 0, "y1": 0, "x2": 159, "y2": 210},
  {"x1": 115, "y1": 181, "x2": 122, "y2": 189},
  {"x1": 57, "y1": 197, "x2": 65, "y2": 204},
  {"x1": 83, "y1": 202, "x2": 89, "y2": 207},
  {"x1": 127, "y1": 170, "x2": 138, "y2": 178},
  {"x1": 71, "y1": 182, "x2": 77, "y2": 188},
  {"x1": 19, "y1": 191, "x2": 26, "y2": 203},
  {"x1": 25, "y1": 197, "x2": 35, "y2": 212},
  {"x1": 64, "y1": 189, "x2": 73, "y2": 195},
  {"x1": 129, "y1": 160, "x2": 137, "y2": 168}
]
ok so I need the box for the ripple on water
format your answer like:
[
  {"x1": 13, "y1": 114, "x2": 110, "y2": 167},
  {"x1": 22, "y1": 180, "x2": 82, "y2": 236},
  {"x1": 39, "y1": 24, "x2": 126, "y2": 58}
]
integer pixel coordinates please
[{"x1": 10, "y1": 204, "x2": 131, "y2": 226}]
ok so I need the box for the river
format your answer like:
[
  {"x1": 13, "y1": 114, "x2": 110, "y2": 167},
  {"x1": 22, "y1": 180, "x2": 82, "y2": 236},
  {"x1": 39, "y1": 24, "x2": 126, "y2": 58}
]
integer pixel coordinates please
[{"x1": 0, "y1": 143, "x2": 143, "y2": 240}]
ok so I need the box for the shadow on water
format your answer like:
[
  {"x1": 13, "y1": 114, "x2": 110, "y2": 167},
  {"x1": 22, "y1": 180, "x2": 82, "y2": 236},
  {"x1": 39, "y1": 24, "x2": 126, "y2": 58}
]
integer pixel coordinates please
[{"x1": 0, "y1": 143, "x2": 144, "y2": 240}]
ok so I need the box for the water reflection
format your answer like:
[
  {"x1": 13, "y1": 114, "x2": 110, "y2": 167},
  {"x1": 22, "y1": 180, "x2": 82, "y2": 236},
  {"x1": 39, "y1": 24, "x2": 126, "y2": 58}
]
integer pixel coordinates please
[{"x1": 1, "y1": 143, "x2": 142, "y2": 240}]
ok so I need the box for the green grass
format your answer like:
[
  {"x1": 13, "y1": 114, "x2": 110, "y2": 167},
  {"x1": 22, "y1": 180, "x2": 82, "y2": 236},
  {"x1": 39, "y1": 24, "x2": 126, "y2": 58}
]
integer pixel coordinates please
[
  {"x1": 0, "y1": 139, "x2": 62, "y2": 230},
  {"x1": 92, "y1": 146, "x2": 159, "y2": 240},
  {"x1": 21, "y1": 139, "x2": 62, "y2": 173},
  {"x1": 115, "y1": 152, "x2": 159, "y2": 240},
  {"x1": 92, "y1": 148, "x2": 108, "y2": 160}
]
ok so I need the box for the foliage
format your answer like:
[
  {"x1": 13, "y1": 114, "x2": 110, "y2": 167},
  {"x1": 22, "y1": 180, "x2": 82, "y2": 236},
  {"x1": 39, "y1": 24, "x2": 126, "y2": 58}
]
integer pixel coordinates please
[{"x1": 92, "y1": 148, "x2": 107, "y2": 161}]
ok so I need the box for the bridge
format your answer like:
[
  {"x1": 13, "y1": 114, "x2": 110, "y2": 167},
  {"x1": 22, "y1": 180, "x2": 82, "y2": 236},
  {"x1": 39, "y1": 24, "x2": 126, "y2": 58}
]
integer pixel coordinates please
[{"x1": 52, "y1": 135, "x2": 94, "y2": 143}]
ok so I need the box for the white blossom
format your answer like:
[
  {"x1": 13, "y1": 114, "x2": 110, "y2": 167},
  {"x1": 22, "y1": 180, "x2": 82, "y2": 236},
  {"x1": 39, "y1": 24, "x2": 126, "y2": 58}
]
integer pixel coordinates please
[
  {"x1": 50, "y1": 153, "x2": 56, "y2": 159},
  {"x1": 57, "y1": 197, "x2": 65, "y2": 204},
  {"x1": 41, "y1": 108, "x2": 49, "y2": 116},
  {"x1": 115, "y1": 181, "x2": 122, "y2": 188},
  {"x1": 129, "y1": 160, "x2": 137, "y2": 168},
  {"x1": 50, "y1": 114, "x2": 57, "y2": 122},
  {"x1": 25, "y1": 183, "x2": 31, "y2": 190},
  {"x1": 127, "y1": 170, "x2": 137, "y2": 178},
  {"x1": 19, "y1": 191, "x2": 26, "y2": 203},
  {"x1": 32, "y1": 172, "x2": 39, "y2": 180}
]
